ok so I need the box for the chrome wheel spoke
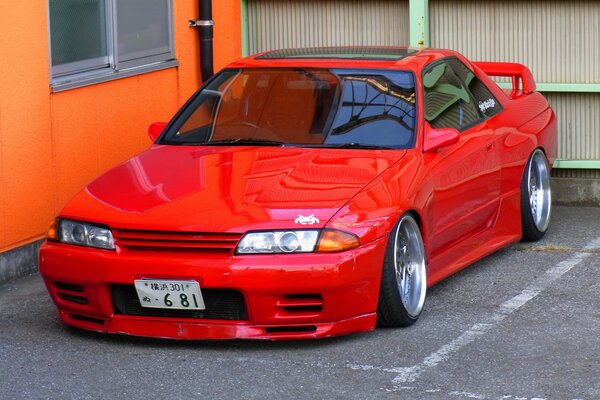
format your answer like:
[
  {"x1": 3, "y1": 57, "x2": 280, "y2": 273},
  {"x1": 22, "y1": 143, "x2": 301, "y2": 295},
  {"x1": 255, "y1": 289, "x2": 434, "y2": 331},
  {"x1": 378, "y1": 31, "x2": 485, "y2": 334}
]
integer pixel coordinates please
[{"x1": 402, "y1": 275, "x2": 410, "y2": 303}]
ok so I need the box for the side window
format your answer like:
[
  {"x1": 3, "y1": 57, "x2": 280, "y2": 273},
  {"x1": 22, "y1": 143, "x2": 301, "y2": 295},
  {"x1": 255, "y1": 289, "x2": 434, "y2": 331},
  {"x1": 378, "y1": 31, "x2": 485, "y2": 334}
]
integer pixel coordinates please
[
  {"x1": 446, "y1": 58, "x2": 503, "y2": 119},
  {"x1": 423, "y1": 61, "x2": 480, "y2": 131}
]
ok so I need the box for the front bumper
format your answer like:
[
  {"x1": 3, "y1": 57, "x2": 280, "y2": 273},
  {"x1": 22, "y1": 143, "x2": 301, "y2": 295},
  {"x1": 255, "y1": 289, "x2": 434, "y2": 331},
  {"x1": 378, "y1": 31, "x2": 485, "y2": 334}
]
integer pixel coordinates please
[{"x1": 39, "y1": 237, "x2": 387, "y2": 340}]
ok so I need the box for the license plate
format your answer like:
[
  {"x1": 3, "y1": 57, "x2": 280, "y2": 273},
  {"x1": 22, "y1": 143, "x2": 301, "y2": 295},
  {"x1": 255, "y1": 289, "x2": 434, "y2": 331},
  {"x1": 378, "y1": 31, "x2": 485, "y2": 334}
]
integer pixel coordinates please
[{"x1": 134, "y1": 279, "x2": 205, "y2": 310}]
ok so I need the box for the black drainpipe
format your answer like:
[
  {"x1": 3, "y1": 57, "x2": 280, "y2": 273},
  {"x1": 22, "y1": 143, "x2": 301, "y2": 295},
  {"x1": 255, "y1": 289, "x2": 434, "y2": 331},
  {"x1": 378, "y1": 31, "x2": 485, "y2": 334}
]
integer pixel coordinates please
[{"x1": 189, "y1": 0, "x2": 214, "y2": 82}]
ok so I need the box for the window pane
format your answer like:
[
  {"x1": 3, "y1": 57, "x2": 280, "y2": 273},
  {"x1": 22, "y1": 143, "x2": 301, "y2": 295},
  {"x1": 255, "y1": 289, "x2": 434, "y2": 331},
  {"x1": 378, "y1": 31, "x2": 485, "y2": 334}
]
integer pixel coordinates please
[
  {"x1": 161, "y1": 68, "x2": 416, "y2": 149},
  {"x1": 446, "y1": 58, "x2": 502, "y2": 119},
  {"x1": 423, "y1": 62, "x2": 480, "y2": 131},
  {"x1": 116, "y1": 0, "x2": 171, "y2": 64},
  {"x1": 177, "y1": 91, "x2": 221, "y2": 141},
  {"x1": 49, "y1": 0, "x2": 108, "y2": 67},
  {"x1": 326, "y1": 71, "x2": 416, "y2": 148}
]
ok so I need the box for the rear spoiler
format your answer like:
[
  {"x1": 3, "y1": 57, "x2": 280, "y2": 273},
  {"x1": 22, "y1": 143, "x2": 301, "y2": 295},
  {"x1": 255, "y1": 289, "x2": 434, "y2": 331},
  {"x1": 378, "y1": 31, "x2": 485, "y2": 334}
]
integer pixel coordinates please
[{"x1": 473, "y1": 61, "x2": 536, "y2": 94}]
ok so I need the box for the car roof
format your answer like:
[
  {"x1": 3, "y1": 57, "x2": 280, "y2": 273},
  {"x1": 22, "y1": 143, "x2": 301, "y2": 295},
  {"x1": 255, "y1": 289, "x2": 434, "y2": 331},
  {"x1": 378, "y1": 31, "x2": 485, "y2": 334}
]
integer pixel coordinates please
[
  {"x1": 227, "y1": 46, "x2": 460, "y2": 72},
  {"x1": 254, "y1": 47, "x2": 417, "y2": 60}
]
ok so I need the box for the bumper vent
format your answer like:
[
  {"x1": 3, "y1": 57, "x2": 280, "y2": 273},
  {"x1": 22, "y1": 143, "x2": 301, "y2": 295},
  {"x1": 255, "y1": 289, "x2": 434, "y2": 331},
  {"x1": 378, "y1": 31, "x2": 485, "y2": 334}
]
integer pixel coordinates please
[
  {"x1": 70, "y1": 313, "x2": 105, "y2": 326},
  {"x1": 265, "y1": 325, "x2": 317, "y2": 334},
  {"x1": 54, "y1": 281, "x2": 88, "y2": 305},
  {"x1": 111, "y1": 285, "x2": 248, "y2": 321},
  {"x1": 112, "y1": 229, "x2": 242, "y2": 252},
  {"x1": 59, "y1": 293, "x2": 88, "y2": 305},
  {"x1": 277, "y1": 294, "x2": 323, "y2": 313},
  {"x1": 55, "y1": 282, "x2": 84, "y2": 292}
]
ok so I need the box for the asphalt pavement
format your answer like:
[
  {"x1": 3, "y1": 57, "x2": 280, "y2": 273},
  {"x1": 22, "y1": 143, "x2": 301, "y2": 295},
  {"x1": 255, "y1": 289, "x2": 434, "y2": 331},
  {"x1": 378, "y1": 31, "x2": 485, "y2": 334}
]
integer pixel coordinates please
[{"x1": 1, "y1": 206, "x2": 599, "y2": 400}]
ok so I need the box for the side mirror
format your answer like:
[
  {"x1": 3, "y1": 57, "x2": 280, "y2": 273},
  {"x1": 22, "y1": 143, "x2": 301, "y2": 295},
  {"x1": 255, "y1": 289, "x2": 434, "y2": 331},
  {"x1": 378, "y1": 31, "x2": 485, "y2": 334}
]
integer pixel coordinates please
[
  {"x1": 148, "y1": 122, "x2": 167, "y2": 142},
  {"x1": 423, "y1": 126, "x2": 460, "y2": 152}
]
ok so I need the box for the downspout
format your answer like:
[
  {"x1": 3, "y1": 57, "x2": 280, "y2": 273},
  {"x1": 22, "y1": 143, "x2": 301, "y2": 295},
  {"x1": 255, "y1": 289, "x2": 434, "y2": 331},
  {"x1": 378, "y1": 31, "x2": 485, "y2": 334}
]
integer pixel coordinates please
[{"x1": 189, "y1": 0, "x2": 214, "y2": 82}]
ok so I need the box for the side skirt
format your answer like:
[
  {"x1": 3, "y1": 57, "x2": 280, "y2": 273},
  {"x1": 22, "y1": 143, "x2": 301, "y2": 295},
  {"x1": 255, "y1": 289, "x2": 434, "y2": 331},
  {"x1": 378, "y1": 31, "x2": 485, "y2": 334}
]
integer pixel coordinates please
[{"x1": 426, "y1": 189, "x2": 521, "y2": 287}]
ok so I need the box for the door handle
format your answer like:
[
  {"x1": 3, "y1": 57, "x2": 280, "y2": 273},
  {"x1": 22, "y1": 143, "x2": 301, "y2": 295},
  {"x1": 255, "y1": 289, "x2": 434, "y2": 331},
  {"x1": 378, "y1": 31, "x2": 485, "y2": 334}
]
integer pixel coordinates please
[{"x1": 486, "y1": 143, "x2": 495, "y2": 151}]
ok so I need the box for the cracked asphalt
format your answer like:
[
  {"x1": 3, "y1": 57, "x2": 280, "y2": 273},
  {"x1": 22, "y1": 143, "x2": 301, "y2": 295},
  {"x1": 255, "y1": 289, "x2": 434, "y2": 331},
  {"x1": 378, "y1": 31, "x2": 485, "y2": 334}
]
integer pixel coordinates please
[{"x1": 1, "y1": 206, "x2": 599, "y2": 400}]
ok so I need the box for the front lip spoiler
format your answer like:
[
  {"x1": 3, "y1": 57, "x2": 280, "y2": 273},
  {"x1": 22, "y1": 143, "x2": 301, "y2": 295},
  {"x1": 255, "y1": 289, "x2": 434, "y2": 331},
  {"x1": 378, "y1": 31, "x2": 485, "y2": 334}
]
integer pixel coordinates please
[{"x1": 63, "y1": 311, "x2": 378, "y2": 340}]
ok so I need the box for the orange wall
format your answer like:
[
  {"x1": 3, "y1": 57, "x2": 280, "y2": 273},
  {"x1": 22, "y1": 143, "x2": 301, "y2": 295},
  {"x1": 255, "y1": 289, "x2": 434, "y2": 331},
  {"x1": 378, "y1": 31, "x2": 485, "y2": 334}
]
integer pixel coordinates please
[{"x1": 0, "y1": 1, "x2": 242, "y2": 252}]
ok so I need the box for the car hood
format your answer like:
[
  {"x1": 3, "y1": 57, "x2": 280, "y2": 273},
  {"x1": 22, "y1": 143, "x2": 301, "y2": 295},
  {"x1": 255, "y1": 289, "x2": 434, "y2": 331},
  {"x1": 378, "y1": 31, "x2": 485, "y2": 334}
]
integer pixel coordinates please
[{"x1": 61, "y1": 145, "x2": 406, "y2": 232}]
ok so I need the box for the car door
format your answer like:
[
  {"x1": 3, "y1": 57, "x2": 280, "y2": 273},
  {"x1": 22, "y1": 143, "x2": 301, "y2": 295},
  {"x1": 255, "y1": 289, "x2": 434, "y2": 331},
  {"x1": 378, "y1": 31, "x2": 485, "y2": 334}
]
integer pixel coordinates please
[{"x1": 422, "y1": 59, "x2": 502, "y2": 258}]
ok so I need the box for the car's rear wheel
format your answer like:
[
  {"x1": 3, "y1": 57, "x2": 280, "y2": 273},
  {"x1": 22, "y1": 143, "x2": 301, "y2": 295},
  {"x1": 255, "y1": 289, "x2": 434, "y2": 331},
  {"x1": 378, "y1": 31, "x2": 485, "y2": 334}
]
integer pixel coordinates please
[
  {"x1": 520, "y1": 149, "x2": 552, "y2": 242},
  {"x1": 377, "y1": 213, "x2": 426, "y2": 327}
]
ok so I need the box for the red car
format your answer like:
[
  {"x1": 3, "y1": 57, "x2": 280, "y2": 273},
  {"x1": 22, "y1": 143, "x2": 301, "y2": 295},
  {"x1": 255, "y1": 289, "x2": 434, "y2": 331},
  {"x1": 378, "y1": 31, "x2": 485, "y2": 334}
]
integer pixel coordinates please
[{"x1": 40, "y1": 47, "x2": 557, "y2": 340}]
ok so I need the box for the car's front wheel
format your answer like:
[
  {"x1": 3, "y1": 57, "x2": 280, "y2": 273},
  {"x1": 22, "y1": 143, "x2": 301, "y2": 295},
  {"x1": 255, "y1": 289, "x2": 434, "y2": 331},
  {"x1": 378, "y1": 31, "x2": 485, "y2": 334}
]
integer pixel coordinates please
[
  {"x1": 377, "y1": 213, "x2": 427, "y2": 327},
  {"x1": 520, "y1": 149, "x2": 552, "y2": 241}
]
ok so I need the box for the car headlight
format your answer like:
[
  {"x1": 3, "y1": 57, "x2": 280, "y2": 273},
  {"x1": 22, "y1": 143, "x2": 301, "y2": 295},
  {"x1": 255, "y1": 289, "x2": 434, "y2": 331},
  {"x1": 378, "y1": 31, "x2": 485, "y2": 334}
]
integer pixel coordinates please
[
  {"x1": 236, "y1": 229, "x2": 359, "y2": 254},
  {"x1": 54, "y1": 219, "x2": 115, "y2": 250}
]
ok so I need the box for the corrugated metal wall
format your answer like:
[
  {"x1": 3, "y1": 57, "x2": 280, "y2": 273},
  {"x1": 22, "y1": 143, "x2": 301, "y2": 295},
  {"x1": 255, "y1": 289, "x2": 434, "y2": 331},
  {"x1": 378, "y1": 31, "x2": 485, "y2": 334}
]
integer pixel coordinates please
[
  {"x1": 548, "y1": 92, "x2": 600, "y2": 178},
  {"x1": 545, "y1": 93, "x2": 600, "y2": 161},
  {"x1": 430, "y1": 0, "x2": 599, "y2": 83},
  {"x1": 247, "y1": 0, "x2": 410, "y2": 54},
  {"x1": 430, "y1": 0, "x2": 600, "y2": 168}
]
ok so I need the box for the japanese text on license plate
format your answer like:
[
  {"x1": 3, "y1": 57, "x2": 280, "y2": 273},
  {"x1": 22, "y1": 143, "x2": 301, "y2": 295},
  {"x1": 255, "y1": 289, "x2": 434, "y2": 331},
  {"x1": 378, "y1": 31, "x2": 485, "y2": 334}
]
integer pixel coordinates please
[{"x1": 134, "y1": 279, "x2": 205, "y2": 310}]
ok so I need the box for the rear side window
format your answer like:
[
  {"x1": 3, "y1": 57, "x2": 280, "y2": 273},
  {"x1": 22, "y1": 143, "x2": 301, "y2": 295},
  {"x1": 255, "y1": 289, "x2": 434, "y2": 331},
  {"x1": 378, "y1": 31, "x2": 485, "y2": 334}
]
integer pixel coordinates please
[
  {"x1": 446, "y1": 58, "x2": 502, "y2": 119},
  {"x1": 423, "y1": 61, "x2": 480, "y2": 131}
]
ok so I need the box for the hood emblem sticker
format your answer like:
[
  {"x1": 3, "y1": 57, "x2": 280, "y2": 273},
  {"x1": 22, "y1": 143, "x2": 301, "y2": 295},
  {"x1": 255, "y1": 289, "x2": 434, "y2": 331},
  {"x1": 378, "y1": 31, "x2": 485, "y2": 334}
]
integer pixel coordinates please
[{"x1": 295, "y1": 214, "x2": 320, "y2": 225}]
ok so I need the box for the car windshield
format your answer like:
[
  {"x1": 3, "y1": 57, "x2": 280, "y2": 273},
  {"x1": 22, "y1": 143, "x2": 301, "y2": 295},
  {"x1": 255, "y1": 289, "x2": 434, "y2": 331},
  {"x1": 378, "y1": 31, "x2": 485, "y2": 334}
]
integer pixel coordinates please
[{"x1": 160, "y1": 68, "x2": 416, "y2": 149}]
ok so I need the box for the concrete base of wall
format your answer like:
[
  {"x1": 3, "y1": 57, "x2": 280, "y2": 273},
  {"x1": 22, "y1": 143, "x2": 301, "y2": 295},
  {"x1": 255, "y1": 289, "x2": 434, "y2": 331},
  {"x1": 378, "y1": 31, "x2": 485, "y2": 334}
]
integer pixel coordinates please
[
  {"x1": 552, "y1": 177, "x2": 600, "y2": 207},
  {"x1": 0, "y1": 240, "x2": 43, "y2": 285}
]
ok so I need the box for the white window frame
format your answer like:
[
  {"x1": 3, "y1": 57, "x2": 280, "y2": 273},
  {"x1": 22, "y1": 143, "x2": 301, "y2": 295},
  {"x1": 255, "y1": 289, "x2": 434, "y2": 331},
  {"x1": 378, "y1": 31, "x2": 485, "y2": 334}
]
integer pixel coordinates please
[{"x1": 48, "y1": 0, "x2": 178, "y2": 92}]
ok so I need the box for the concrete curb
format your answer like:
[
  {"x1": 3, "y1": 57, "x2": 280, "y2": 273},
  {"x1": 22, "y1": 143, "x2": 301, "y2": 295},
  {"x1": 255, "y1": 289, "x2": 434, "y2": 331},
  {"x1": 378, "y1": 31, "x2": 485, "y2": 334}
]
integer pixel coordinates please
[
  {"x1": 0, "y1": 240, "x2": 43, "y2": 285},
  {"x1": 552, "y1": 177, "x2": 600, "y2": 207}
]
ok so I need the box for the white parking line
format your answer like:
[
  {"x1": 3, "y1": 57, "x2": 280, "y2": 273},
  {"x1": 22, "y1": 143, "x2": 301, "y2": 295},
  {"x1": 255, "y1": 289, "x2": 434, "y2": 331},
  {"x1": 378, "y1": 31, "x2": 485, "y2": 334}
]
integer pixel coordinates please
[{"x1": 389, "y1": 236, "x2": 600, "y2": 387}]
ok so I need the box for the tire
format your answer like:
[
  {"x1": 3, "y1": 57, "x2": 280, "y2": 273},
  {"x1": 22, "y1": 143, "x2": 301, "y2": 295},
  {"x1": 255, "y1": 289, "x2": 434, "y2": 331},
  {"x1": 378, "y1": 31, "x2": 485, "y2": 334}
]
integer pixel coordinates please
[
  {"x1": 377, "y1": 213, "x2": 427, "y2": 327},
  {"x1": 520, "y1": 149, "x2": 552, "y2": 242}
]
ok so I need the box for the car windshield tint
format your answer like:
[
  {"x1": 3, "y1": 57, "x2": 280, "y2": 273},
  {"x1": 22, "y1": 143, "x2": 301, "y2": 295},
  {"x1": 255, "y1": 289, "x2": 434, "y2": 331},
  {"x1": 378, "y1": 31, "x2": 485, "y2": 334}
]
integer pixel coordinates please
[{"x1": 160, "y1": 68, "x2": 416, "y2": 149}]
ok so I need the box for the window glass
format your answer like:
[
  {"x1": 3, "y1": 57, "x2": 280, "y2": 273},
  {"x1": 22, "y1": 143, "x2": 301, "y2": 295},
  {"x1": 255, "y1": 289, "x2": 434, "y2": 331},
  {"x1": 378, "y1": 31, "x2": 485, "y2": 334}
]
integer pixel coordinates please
[
  {"x1": 446, "y1": 58, "x2": 502, "y2": 119},
  {"x1": 49, "y1": 0, "x2": 108, "y2": 72},
  {"x1": 48, "y1": 0, "x2": 174, "y2": 85},
  {"x1": 326, "y1": 71, "x2": 416, "y2": 147},
  {"x1": 162, "y1": 68, "x2": 417, "y2": 149},
  {"x1": 116, "y1": 0, "x2": 171, "y2": 67},
  {"x1": 423, "y1": 62, "x2": 480, "y2": 131},
  {"x1": 177, "y1": 91, "x2": 220, "y2": 141}
]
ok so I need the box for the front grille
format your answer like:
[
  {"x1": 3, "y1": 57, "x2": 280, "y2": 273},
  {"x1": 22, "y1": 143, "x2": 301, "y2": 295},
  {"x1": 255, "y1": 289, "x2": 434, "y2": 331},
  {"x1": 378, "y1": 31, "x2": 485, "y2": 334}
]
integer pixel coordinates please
[
  {"x1": 112, "y1": 229, "x2": 242, "y2": 252},
  {"x1": 111, "y1": 285, "x2": 248, "y2": 321}
]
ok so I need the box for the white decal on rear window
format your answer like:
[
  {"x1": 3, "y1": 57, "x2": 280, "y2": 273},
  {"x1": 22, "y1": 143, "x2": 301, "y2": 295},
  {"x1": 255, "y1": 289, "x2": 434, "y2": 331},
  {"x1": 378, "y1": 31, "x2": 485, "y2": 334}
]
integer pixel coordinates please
[{"x1": 478, "y1": 98, "x2": 496, "y2": 113}]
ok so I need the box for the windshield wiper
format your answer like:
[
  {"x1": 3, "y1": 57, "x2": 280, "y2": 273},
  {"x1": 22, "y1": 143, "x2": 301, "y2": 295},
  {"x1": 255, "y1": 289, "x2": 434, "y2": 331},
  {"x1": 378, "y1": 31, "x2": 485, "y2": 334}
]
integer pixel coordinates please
[
  {"x1": 320, "y1": 143, "x2": 394, "y2": 150},
  {"x1": 204, "y1": 138, "x2": 288, "y2": 146}
]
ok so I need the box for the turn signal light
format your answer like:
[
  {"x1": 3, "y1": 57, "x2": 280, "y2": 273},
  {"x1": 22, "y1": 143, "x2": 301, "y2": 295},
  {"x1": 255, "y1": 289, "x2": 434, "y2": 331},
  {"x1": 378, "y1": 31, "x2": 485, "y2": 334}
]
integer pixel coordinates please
[
  {"x1": 47, "y1": 219, "x2": 58, "y2": 241},
  {"x1": 316, "y1": 230, "x2": 360, "y2": 252}
]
